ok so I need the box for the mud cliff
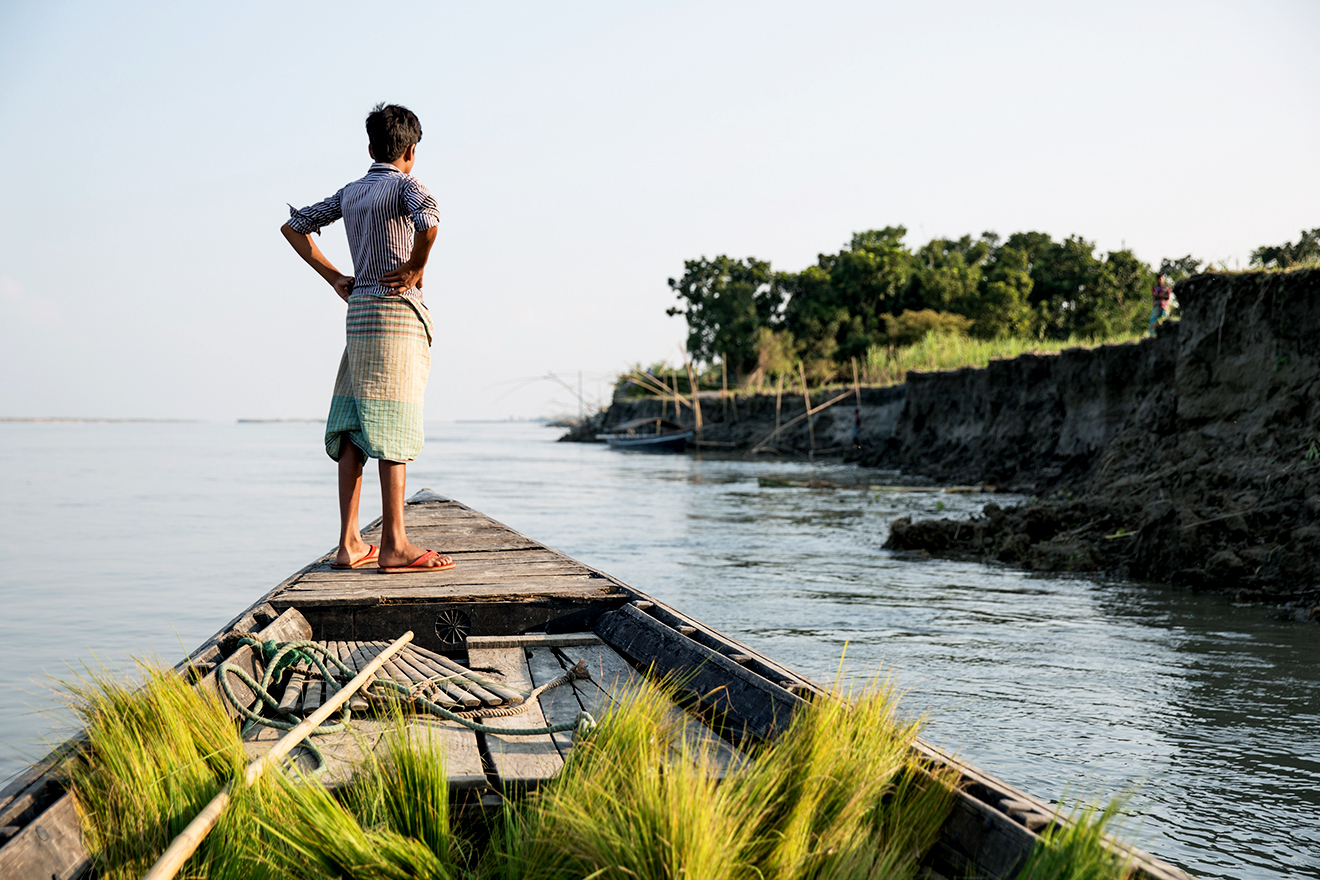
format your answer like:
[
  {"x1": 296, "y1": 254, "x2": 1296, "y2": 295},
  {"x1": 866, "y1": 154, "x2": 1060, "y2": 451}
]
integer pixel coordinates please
[
  {"x1": 568, "y1": 270, "x2": 1320, "y2": 609},
  {"x1": 887, "y1": 269, "x2": 1320, "y2": 613}
]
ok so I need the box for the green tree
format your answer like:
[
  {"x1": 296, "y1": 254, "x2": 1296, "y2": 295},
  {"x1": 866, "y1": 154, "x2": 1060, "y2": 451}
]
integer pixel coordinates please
[
  {"x1": 1006, "y1": 234, "x2": 1150, "y2": 339},
  {"x1": 667, "y1": 256, "x2": 779, "y2": 375},
  {"x1": 906, "y1": 234, "x2": 992, "y2": 315},
  {"x1": 1251, "y1": 228, "x2": 1320, "y2": 269},
  {"x1": 1158, "y1": 254, "x2": 1203, "y2": 282},
  {"x1": 971, "y1": 245, "x2": 1034, "y2": 338},
  {"x1": 781, "y1": 227, "x2": 913, "y2": 366}
]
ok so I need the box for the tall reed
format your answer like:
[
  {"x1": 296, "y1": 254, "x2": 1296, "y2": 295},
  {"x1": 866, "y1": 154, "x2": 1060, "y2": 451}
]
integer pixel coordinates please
[
  {"x1": 63, "y1": 660, "x2": 1119, "y2": 880},
  {"x1": 61, "y1": 663, "x2": 248, "y2": 880},
  {"x1": 1017, "y1": 800, "x2": 1136, "y2": 880},
  {"x1": 484, "y1": 683, "x2": 762, "y2": 880}
]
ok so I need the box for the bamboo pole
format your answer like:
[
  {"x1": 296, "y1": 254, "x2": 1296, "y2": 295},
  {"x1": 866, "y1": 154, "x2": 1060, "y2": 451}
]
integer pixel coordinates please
[
  {"x1": 750, "y1": 389, "x2": 852, "y2": 454},
  {"x1": 852, "y1": 357, "x2": 863, "y2": 447},
  {"x1": 684, "y1": 359, "x2": 703, "y2": 439},
  {"x1": 774, "y1": 372, "x2": 783, "y2": 434},
  {"x1": 721, "y1": 357, "x2": 729, "y2": 423},
  {"x1": 671, "y1": 368, "x2": 682, "y2": 419},
  {"x1": 798, "y1": 361, "x2": 816, "y2": 454},
  {"x1": 143, "y1": 631, "x2": 416, "y2": 880}
]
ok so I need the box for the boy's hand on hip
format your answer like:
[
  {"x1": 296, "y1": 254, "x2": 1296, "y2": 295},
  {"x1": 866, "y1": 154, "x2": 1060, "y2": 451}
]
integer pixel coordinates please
[
  {"x1": 381, "y1": 262, "x2": 424, "y2": 292},
  {"x1": 333, "y1": 274, "x2": 355, "y2": 302}
]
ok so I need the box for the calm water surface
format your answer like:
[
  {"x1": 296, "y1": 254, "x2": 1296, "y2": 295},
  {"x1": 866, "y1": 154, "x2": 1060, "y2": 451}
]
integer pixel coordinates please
[{"x1": 1, "y1": 421, "x2": 1316, "y2": 879}]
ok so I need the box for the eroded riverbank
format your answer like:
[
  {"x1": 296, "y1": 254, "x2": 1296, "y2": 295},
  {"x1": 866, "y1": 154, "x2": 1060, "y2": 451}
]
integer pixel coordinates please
[{"x1": 570, "y1": 269, "x2": 1320, "y2": 613}]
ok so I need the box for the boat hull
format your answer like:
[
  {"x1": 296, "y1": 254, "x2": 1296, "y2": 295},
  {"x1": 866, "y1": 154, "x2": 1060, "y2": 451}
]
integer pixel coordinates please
[
  {"x1": 0, "y1": 491, "x2": 1195, "y2": 880},
  {"x1": 599, "y1": 430, "x2": 692, "y2": 452}
]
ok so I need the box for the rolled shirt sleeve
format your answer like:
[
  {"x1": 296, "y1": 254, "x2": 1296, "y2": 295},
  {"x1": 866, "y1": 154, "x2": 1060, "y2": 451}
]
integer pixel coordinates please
[
  {"x1": 286, "y1": 189, "x2": 344, "y2": 235},
  {"x1": 401, "y1": 178, "x2": 440, "y2": 232}
]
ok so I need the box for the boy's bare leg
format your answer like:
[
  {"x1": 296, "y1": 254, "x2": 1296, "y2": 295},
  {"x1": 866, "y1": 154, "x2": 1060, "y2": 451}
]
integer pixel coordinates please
[
  {"x1": 336, "y1": 442, "x2": 371, "y2": 566},
  {"x1": 378, "y1": 459, "x2": 451, "y2": 569}
]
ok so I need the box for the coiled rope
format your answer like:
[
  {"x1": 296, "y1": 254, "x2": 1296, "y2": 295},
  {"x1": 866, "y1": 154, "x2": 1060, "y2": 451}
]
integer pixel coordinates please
[{"x1": 217, "y1": 638, "x2": 597, "y2": 774}]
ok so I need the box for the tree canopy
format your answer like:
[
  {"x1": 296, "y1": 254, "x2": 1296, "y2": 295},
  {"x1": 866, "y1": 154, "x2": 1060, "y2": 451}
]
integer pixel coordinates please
[{"x1": 668, "y1": 227, "x2": 1178, "y2": 380}]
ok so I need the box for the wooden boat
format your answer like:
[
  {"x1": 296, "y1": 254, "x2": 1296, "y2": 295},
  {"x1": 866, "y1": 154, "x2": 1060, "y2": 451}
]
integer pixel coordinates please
[
  {"x1": 0, "y1": 491, "x2": 1194, "y2": 879},
  {"x1": 596, "y1": 417, "x2": 694, "y2": 451}
]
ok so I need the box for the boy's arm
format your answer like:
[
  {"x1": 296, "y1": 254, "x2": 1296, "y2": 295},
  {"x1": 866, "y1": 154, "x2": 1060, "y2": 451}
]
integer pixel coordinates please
[
  {"x1": 280, "y1": 223, "x2": 355, "y2": 302},
  {"x1": 380, "y1": 227, "x2": 438, "y2": 292}
]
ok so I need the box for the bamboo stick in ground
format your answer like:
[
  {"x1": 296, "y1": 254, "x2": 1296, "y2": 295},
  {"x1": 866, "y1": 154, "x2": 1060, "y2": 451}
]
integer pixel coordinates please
[
  {"x1": 750, "y1": 389, "x2": 852, "y2": 454},
  {"x1": 684, "y1": 358, "x2": 703, "y2": 439},
  {"x1": 142, "y1": 631, "x2": 415, "y2": 880},
  {"x1": 798, "y1": 360, "x2": 816, "y2": 454},
  {"x1": 775, "y1": 372, "x2": 783, "y2": 434},
  {"x1": 721, "y1": 357, "x2": 729, "y2": 423}
]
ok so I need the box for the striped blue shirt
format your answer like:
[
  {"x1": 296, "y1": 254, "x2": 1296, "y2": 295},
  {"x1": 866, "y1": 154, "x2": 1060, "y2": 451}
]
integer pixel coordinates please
[{"x1": 287, "y1": 163, "x2": 440, "y2": 300}]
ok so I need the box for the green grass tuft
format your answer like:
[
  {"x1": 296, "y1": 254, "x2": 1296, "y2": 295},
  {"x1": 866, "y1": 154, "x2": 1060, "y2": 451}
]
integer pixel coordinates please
[
  {"x1": 860, "y1": 330, "x2": 1147, "y2": 387},
  {"x1": 1017, "y1": 799, "x2": 1136, "y2": 880},
  {"x1": 61, "y1": 663, "x2": 248, "y2": 879},
  {"x1": 57, "y1": 659, "x2": 1138, "y2": 880}
]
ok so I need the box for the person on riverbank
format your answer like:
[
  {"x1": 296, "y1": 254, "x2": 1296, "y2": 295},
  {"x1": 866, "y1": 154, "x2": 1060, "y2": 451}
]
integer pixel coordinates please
[
  {"x1": 1148, "y1": 273, "x2": 1174, "y2": 335},
  {"x1": 280, "y1": 103, "x2": 453, "y2": 574}
]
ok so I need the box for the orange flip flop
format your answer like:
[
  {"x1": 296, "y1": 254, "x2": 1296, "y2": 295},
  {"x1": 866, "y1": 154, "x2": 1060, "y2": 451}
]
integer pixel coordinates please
[
  {"x1": 378, "y1": 549, "x2": 456, "y2": 574},
  {"x1": 330, "y1": 544, "x2": 379, "y2": 570}
]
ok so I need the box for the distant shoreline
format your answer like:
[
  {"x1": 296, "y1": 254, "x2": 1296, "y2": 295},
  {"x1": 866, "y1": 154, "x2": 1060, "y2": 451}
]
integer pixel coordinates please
[{"x1": 0, "y1": 417, "x2": 200, "y2": 423}]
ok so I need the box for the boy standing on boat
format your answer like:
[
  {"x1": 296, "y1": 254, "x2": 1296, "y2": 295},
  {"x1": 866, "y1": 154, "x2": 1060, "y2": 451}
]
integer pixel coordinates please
[{"x1": 280, "y1": 103, "x2": 453, "y2": 574}]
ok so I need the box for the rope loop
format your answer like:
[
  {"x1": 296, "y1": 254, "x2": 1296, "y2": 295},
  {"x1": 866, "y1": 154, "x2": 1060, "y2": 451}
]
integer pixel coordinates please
[{"x1": 215, "y1": 639, "x2": 597, "y2": 772}]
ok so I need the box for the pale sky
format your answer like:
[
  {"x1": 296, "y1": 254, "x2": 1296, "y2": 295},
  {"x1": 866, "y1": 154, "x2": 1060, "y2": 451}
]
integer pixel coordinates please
[{"x1": 1, "y1": 1, "x2": 1316, "y2": 420}]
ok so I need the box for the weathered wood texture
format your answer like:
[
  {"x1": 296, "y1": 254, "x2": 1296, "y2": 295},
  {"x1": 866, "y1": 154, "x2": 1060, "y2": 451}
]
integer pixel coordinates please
[
  {"x1": 594, "y1": 603, "x2": 801, "y2": 745},
  {"x1": 466, "y1": 647, "x2": 563, "y2": 789},
  {"x1": 0, "y1": 791, "x2": 89, "y2": 880},
  {"x1": 267, "y1": 497, "x2": 629, "y2": 610},
  {"x1": 196, "y1": 607, "x2": 313, "y2": 722}
]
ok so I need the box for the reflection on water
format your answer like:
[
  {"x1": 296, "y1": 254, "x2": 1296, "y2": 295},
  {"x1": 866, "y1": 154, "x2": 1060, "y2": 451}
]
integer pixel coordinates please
[{"x1": 1, "y1": 421, "x2": 1317, "y2": 879}]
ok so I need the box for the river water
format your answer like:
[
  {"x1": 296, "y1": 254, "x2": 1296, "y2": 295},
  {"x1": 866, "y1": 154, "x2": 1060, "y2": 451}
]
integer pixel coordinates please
[{"x1": 0, "y1": 421, "x2": 1316, "y2": 879}]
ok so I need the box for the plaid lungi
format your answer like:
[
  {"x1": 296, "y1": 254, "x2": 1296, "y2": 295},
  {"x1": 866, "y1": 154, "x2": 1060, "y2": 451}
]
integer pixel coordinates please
[{"x1": 325, "y1": 293, "x2": 434, "y2": 463}]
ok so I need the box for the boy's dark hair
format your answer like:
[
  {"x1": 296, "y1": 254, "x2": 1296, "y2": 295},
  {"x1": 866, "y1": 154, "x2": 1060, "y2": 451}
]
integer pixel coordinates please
[{"x1": 366, "y1": 103, "x2": 423, "y2": 163}]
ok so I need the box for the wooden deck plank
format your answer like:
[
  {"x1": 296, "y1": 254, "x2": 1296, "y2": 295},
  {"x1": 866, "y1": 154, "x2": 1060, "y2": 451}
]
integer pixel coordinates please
[
  {"x1": 299, "y1": 548, "x2": 588, "y2": 575},
  {"x1": 289, "y1": 565, "x2": 603, "y2": 588},
  {"x1": 275, "y1": 579, "x2": 620, "y2": 606},
  {"x1": 526, "y1": 648, "x2": 579, "y2": 760},
  {"x1": 465, "y1": 646, "x2": 563, "y2": 788},
  {"x1": 405, "y1": 718, "x2": 488, "y2": 790}
]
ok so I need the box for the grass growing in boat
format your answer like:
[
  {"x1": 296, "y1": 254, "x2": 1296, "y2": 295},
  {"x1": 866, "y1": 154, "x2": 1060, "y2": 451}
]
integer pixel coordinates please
[
  {"x1": 482, "y1": 672, "x2": 958, "y2": 880},
  {"x1": 735, "y1": 674, "x2": 960, "y2": 880},
  {"x1": 61, "y1": 663, "x2": 248, "y2": 879},
  {"x1": 59, "y1": 660, "x2": 1122, "y2": 880},
  {"x1": 1018, "y1": 800, "x2": 1135, "y2": 880},
  {"x1": 483, "y1": 684, "x2": 761, "y2": 880}
]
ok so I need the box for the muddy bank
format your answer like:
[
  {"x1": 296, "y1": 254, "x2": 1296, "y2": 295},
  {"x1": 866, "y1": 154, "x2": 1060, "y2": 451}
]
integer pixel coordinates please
[
  {"x1": 559, "y1": 384, "x2": 908, "y2": 457},
  {"x1": 887, "y1": 269, "x2": 1320, "y2": 615}
]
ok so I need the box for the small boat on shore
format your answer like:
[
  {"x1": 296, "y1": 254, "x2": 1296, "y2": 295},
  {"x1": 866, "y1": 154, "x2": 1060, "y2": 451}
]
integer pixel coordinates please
[
  {"x1": 597, "y1": 417, "x2": 693, "y2": 452},
  {"x1": 0, "y1": 491, "x2": 1194, "y2": 879}
]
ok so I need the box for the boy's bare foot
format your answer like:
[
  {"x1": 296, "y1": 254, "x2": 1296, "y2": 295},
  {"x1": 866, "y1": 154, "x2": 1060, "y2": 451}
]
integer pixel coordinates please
[
  {"x1": 378, "y1": 542, "x2": 452, "y2": 570},
  {"x1": 335, "y1": 536, "x2": 373, "y2": 568}
]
